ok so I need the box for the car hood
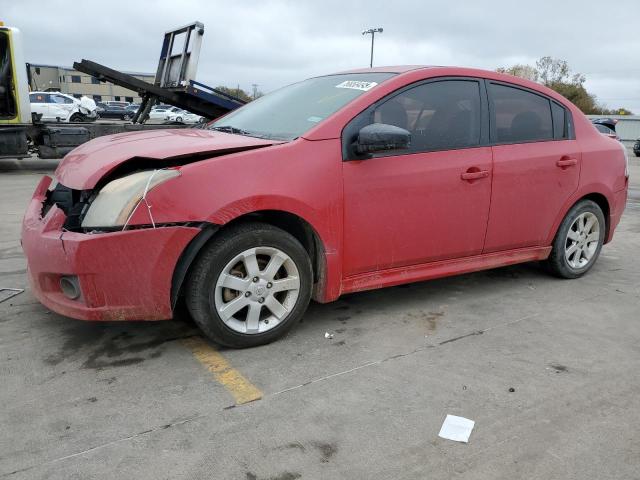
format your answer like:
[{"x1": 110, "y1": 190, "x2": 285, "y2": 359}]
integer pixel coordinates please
[{"x1": 55, "y1": 128, "x2": 281, "y2": 189}]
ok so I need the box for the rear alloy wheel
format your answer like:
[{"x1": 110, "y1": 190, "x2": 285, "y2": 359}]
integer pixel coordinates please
[
  {"x1": 186, "y1": 223, "x2": 312, "y2": 348},
  {"x1": 546, "y1": 200, "x2": 605, "y2": 278},
  {"x1": 69, "y1": 113, "x2": 83, "y2": 123}
]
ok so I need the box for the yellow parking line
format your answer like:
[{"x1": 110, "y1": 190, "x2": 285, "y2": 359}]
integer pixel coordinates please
[{"x1": 182, "y1": 336, "x2": 262, "y2": 405}]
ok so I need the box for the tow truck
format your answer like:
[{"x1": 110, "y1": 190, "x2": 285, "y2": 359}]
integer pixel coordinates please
[{"x1": 0, "y1": 21, "x2": 245, "y2": 159}]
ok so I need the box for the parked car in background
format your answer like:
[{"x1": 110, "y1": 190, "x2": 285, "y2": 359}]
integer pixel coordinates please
[
  {"x1": 167, "y1": 108, "x2": 205, "y2": 124},
  {"x1": 96, "y1": 105, "x2": 133, "y2": 120},
  {"x1": 29, "y1": 92, "x2": 97, "y2": 122},
  {"x1": 594, "y1": 123, "x2": 620, "y2": 140},
  {"x1": 104, "y1": 101, "x2": 130, "y2": 108},
  {"x1": 634, "y1": 139, "x2": 640, "y2": 157},
  {"x1": 125, "y1": 104, "x2": 140, "y2": 113},
  {"x1": 148, "y1": 107, "x2": 171, "y2": 121},
  {"x1": 22, "y1": 66, "x2": 629, "y2": 348}
]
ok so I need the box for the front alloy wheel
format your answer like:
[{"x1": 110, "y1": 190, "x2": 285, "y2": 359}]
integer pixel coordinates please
[
  {"x1": 214, "y1": 247, "x2": 301, "y2": 334},
  {"x1": 186, "y1": 222, "x2": 312, "y2": 348}
]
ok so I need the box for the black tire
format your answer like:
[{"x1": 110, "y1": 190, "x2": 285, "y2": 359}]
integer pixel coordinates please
[
  {"x1": 185, "y1": 222, "x2": 313, "y2": 348},
  {"x1": 634, "y1": 152, "x2": 639, "y2": 158},
  {"x1": 123, "y1": 113, "x2": 132, "y2": 121},
  {"x1": 69, "y1": 113, "x2": 83, "y2": 123},
  {"x1": 546, "y1": 200, "x2": 606, "y2": 279},
  {"x1": 176, "y1": 116, "x2": 183, "y2": 123}
]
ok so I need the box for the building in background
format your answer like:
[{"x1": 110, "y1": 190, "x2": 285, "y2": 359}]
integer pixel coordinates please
[{"x1": 26, "y1": 63, "x2": 154, "y2": 104}]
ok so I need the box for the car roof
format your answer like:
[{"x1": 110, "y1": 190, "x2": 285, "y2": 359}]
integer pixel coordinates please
[
  {"x1": 30, "y1": 91, "x2": 70, "y2": 95},
  {"x1": 326, "y1": 65, "x2": 576, "y2": 107},
  {"x1": 335, "y1": 65, "x2": 434, "y2": 74}
]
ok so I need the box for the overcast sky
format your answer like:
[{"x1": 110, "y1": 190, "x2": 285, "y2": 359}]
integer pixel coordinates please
[{"x1": 3, "y1": 0, "x2": 639, "y2": 112}]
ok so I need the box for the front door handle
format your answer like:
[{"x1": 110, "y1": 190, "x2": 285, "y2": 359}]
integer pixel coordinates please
[
  {"x1": 556, "y1": 157, "x2": 577, "y2": 168},
  {"x1": 461, "y1": 169, "x2": 490, "y2": 181}
]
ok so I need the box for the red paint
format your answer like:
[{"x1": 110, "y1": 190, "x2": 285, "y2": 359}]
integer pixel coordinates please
[
  {"x1": 342, "y1": 146, "x2": 492, "y2": 276},
  {"x1": 341, "y1": 246, "x2": 552, "y2": 295},
  {"x1": 56, "y1": 128, "x2": 279, "y2": 190},
  {"x1": 22, "y1": 66, "x2": 628, "y2": 321},
  {"x1": 484, "y1": 140, "x2": 581, "y2": 252},
  {"x1": 22, "y1": 177, "x2": 199, "y2": 320}
]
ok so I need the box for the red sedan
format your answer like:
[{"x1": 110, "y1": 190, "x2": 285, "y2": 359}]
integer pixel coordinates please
[{"x1": 22, "y1": 66, "x2": 629, "y2": 347}]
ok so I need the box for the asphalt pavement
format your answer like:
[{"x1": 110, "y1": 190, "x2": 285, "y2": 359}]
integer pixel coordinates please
[{"x1": 1, "y1": 156, "x2": 639, "y2": 480}]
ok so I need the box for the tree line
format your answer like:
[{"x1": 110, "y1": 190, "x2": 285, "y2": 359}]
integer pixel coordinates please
[
  {"x1": 216, "y1": 57, "x2": 633, "y2": 116},
  {"x1": 497, "y1": 57, "x2": 633, "y2": 115}
]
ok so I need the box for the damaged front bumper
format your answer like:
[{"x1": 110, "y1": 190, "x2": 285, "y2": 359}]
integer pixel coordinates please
[{"x1": 21, "y1": 176, "x2": 200, "y2": 321}]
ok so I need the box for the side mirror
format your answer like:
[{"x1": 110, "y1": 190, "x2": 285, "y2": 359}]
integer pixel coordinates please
[{"x1": 354, "y1": 123, "x2": 411, "y2": 155}]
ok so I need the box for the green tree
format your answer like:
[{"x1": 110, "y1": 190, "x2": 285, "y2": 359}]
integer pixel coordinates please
[
  {"x1": 215, "y1": 86, "x2": 253, "y2": 103},
  {"x1": 496, "y1": 64, "x2": 538, "y2": 82},
  {"x1": 496, "y1": 57, "x2": 633, "y2": 115}
]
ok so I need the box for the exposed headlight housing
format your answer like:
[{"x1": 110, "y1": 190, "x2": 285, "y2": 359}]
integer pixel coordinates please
[{"x1": 81, "y1": 169, "x2": 180, "y2": 229}]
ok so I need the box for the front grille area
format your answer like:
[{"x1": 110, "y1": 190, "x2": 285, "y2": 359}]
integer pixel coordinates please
[{"x1": 42, "y1": 183, "x2": 92, "y2": 231}]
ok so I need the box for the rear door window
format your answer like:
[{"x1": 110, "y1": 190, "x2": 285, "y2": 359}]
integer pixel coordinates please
[
  {"x1": 489, "y1": 83, "x2": 553, "y2": 143},
  {"x1": 50, "y1": 94, "x2": 74, "y2": 104}
]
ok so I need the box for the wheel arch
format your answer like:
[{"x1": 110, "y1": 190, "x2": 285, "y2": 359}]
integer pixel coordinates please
[
  {"x1": 171, "y1": 210, "x2": 329, "y2": 310},
  {"x1": 547, "y1": 189, "x2": 612, "y2": 245}
]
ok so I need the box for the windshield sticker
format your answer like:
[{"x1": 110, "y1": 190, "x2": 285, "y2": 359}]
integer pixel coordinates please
[
  {"x1": 335, "y1": 80, "x2": 378, "y2": 91},
  {"x1": 307, "y1": 116, "x2": 323, "y2": 123}
]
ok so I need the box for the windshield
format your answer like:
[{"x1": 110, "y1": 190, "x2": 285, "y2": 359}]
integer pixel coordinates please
[{"x1": 209, "y1": 72, "x2": 395, "y2": 140}]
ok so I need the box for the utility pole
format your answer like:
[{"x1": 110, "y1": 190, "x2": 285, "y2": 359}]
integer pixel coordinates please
[{"x1": 362, "y1": 27, "x2": 383, "y2": 68}]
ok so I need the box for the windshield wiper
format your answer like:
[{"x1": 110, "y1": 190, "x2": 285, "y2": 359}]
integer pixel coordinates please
[{"x1": 210, "y1": 125, "x2": 255, "y2": 136}]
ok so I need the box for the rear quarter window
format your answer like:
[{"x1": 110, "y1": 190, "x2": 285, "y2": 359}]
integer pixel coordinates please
[{"x1": 551, "y1": 102, "x2": 569, "y2": 139}]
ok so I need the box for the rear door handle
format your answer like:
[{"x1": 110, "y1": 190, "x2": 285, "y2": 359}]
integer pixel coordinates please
[
  {"x1": 461, "y1": 170, "x2": 490, "y2": 181},
  {"x1": 556, "y1": 157, "x2": 577, "y2": 168}
]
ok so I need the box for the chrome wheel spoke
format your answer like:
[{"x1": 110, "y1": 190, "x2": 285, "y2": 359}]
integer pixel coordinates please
[
  {"x1": 573, "y1": 247, "x2": 582, "y2": 265},
  {"x1": 262, "y1": 253, "x2": 286, "y2": 280},
  {"x1": 219, "y1": 295, "x2": 250, "y2": 321},
  {"x1": 567, "y1": 229, "x2": 580, "y2": 241},
  {"x1": 583, "y1": 215, "x2": 596, "y2": 234},
  {"x1": 218, "y1": 273, "x2": 250, "y2": 292},
  {"x1": 245, "y1": 303, "x2": 261, "y2": 333},
  {"x1": 585, "y1": 232, "x2": 599, "y2": 244},
  {"x1": 264, "y1": 295, "x2": 288, "y2": 320},
  {"x1": 270, "y1": 276, "x2": 300, "y2": 293},
  {"x1": 242, "y1": 250, "x2": 260, "y2": 277}
]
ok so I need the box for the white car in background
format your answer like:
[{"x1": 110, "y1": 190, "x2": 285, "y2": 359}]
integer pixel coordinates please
[
  {"x1": 148, "y1": 106, "x2": 204, "y2": 123},
  {"x1": 167, "y1": 108, "x2": 205, "y2": 124},
  {"x1": 29, "y1": 92, "x2": 97, "y2": 122},
  {"x1": 148, "y1": 106, "x2": 175, "y2": 121}
]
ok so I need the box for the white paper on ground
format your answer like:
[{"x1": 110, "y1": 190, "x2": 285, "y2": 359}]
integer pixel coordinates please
[{"x1": 438, "y1": 414, "x2": 475, "y2": 443}]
